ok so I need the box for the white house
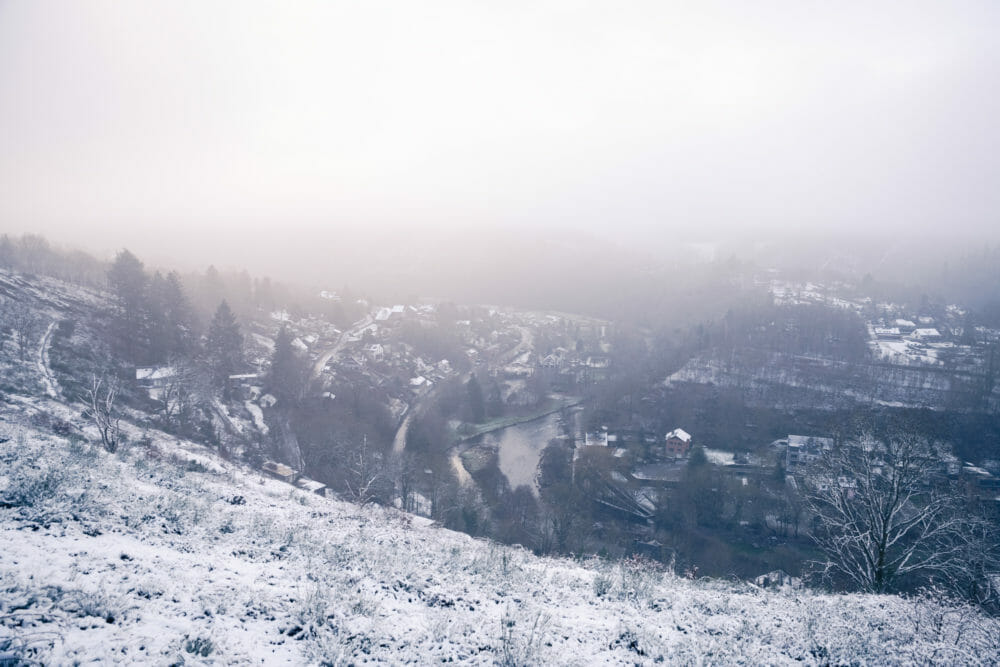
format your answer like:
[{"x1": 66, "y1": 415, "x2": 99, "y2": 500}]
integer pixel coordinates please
[
  {"x1": 912, "y1": 328, "x2": 941, "y2": 340},
  {"x1": 135, "y1": 366, "x2": 176, "y2": 387}
]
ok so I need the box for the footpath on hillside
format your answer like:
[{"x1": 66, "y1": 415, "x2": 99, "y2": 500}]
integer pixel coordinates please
[{"x1": 37, "y1": 320, "x2": 60, "y2": 399}]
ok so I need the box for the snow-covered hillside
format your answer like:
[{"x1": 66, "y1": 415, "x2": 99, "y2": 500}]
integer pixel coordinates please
[{"x1": 3, "y1": 399, "x2": 999, "y2": 664}]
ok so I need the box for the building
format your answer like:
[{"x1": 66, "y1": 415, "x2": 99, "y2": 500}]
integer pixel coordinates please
[
  {"x1": 295, "y1": 476, "x2": 331, "y2": 498},
  {"x1": 873, "y1": 327, "x2": 902, "y2": 339},
  {"x1": 135, "y1": 366, "x2": 176, "y2": 388},
  {"x1": 912, "y1": 328, "x2": 941, "y2": 341},
  {"x1": 135, "y1": 366, "x2": 177, "y2": 399},
  {"x1": 262, "y1": 460, "x2": 298, "y2": 484},
  {"x1": 664, "y1": 428, "x2": 692, "y2": 458},
  {"x1": 785, "y1": 434, "x2": 834, "y2": 468}
]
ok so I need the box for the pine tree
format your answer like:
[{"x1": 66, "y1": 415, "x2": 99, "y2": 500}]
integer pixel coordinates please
[
  {"x1": 268, "y1": 325, "x2": 306, "y2": 406},
  {"x1": 107, "y1": 249, "x2": 147, "y2": 318},
  {"x1": 146, "y1": 270, "x2": 196, "y2": 362},
  {"x1": 107, "y1": 248, "x2": 148, "y2": 364},
  {"x1": 163, "y1": 271, "x2": 196, "y2": 355},
  {"x1": 205, "y1": 300, "x2": 243, "y2": 396},
  {"x1": 146, "y1": 271, "x2": 171, "y2": 362}
]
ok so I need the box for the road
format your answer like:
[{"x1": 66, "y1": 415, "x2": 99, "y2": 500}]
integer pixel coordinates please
[
  {"x1": 391, "y1": 372, "x2": 470, "y2": 456},
  {"x1": 310, "y1": 315, "x2": 373, "y2": 381},
  {"x1": 502, "y1": 325, "x2": 533, "y2": 364}
]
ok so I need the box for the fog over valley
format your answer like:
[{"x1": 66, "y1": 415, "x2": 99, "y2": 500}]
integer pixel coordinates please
[
  {"x1": 4, "y1": 1, "x2": 1000, "y2": 275},
  {"x1": 2, "y1": 2, "x2": 1000, "y2": 664}
]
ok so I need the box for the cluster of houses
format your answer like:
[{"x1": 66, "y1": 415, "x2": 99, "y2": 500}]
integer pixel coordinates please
[
  {"x1": 867, "y1": 304, "x2": 1000, "y2": 374},
  {"x1": 776, "y1": 434, "x2": 1000, "y2": 517},
  {"x1": 764, "y1": 276, "x2": 998, "y2": 374},
  {"x1": 869, "y1": 315, "x2": 954, "y2": 366},
  {"x1": 580, "y1": 426, "x2": 703, "y2": 492},
  {"x1": 581, "y1": 423, "x2": 1000, "y2": 532}
]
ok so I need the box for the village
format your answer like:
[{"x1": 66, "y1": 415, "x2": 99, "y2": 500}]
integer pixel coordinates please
[
  {"x1": 768, "y1": 276, "x2": 999, "y2": 370},
  {"x1": 124, "y1": 275, "x2": 1000, "y2": 575}
]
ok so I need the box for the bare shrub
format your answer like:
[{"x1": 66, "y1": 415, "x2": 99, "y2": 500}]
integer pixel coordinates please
[{"x1": 87, "y1": 374, "x2": 121, "y2": 453}]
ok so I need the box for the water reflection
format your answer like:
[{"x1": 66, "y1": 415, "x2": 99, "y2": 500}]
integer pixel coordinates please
[{"x1": 479, "y1": 412, "x2": 562, "y2": 495}]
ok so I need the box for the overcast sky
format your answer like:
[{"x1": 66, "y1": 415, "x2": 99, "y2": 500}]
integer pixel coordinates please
[{"x1": 2, "y1": 0, "x2": 999, "y2": 265}]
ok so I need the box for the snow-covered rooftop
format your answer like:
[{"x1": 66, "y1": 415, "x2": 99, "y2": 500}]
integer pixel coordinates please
[
  {"x1": 666, "y1": 428, "x2": 691, "y2": 442},
  {"x1": 788, "y1": 434, "x2": 834, "y2": 449},
  {"x1": 135, "y1": 366, "x2": 176, "y2": 381},
  {"x1": 912, "y1": 328, "x2": 941, "y2": 338}
]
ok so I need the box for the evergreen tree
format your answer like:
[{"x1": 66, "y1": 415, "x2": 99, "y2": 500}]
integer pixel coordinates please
[
  {"x1": 205, "y1": 300, "x2": 243, "y2": 396},
  {"x1": 199, "y1": 265, "x2": 225, "y2": 320},
  {"x1": 687, "y1": 444, "x2": 709, "y2": 468},
  {"x1": 162, "y1": 271, "x2": 196, "y2": 355},
  {"x1": 107, "y1": 248, "x2": 147, "y2": 318},
  {"x1": 145, "y1": 270, "x2": 196, "y2": 363},
  {"x1": 146, "y1": 271, "x2": 171, "y2": 362},
  {"x1": 267, "y1": 324, "x2": 306, "y2": 406},
  {"x1": 107, "y1": 248, "x2": 148, "y2": 363}
]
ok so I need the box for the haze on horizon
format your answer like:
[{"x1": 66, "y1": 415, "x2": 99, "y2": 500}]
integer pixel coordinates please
[{"x1": 2, "y1": 0, "x2": 999, "y2": 281}]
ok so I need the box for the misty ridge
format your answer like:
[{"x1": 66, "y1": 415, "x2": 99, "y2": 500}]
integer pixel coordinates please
[{"x1": 7, "y1": 227, "x2": 1000, "y2": 324}]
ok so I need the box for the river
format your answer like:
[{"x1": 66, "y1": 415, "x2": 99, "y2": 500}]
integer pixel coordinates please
[{"x1": 472, "y1": 410, "x2": 568, "y2": 494}]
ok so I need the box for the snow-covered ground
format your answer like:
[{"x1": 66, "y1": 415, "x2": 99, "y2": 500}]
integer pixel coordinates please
[{"x1": 3, "y1": 405, "x2": 999, "y2": 664}]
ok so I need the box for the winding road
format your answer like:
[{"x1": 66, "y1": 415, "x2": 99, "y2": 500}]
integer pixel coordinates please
[{"x1": 310, "y1": 315, "x2": 373, "y2": 382}]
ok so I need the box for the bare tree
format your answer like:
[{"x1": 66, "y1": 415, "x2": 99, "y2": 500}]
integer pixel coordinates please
[
  {"x1": 9, "y1": 300, "x2": 37, "y2": 361},
  {"x1": 390, "y1": 451, "x2": 420, "y2": 513},
  {"x1": 342, "y1": 436, "x2": 385, "y2": 505},
  {"x1": 157, "y1": 357, "x2": 198, "y2": 424},
  {"x1": 88, "y1": 374, "x2": 122, "y2": 453},
  {"x1": 938, "y1": 513, "x2": 1000, "y2": 613},
  {"x1": 804, "y1": 434, "x2": 969, "y2": 594}
]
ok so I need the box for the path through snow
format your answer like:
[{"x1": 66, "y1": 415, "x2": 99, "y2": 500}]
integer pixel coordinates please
[{"x1": 37, "y1": 320, "x2": 60, "y2": 398}]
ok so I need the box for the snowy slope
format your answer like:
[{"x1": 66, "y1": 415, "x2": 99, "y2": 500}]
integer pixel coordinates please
[{"x1": 2, "y1": 402, "x2": 999, "y2": 665}]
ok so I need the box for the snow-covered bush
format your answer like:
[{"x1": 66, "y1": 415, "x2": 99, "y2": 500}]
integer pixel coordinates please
[
  {"x1": 183, "y1": 635, "x2": 214, "y2": 658},
  {"x1": 293, "y1": 583, "x2": 332, "y2": 639},
  {"x1": 2, "y1": 454, "x2": 64, "y2": 510},
  {"x1": 495, "y1": 604, "x2": 549, "y2": 666},
  {"x1": 592, "y1": 572, "x2": 612, "y2": 597},
  {"x1": 64, "y1": 586, "x2": 131, "y2": 624}
]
